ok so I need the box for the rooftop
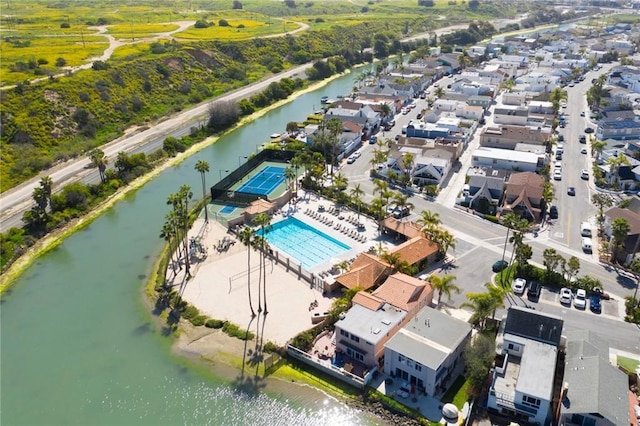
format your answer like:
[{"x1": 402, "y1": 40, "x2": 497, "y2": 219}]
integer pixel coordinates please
[
  {"x1": 503, "y1": 306, "x2": 563, "y2": 347},
  {"x1": 336, "y1": 303, "x2": 407, "y2": 346},
  {"x1": 384, "y1": 306, "x2": 471, "y2": 370}
]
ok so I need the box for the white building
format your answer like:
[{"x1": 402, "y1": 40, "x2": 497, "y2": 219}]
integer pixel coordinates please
[
  {"x1": 488, "y1": 307, "x2": 564, "y2": 425},
  {"x1": 471, "y1": 147, "x2": 543, "y2": 172},
  {"x1": 384, "y1": 306, "x2": 471, "y2": 397}
]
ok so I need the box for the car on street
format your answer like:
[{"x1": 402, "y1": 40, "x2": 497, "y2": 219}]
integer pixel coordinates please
[
  {"x1": 369, "y1": 136, "x2": 377, "y2": 144},
  {"x1": 346, "y1": 155, "x2": 356, "y2": 164},
  {"x1": 558, "y1": 135, "x2": 564, "y2": 142},
  {"x1": 527, "y1": 281, "x2": 541, "y2": 300},
  {"x1": 590, "y1": 294, "x2": 602, "y2": 313},
  {"x1": 580, "y1": 222, "x2": 592, "y2": 237},
  {"x1": 567, "y1": 186, "x2": 576, "y2": 196},
  {"x1": 581, "y1": 237, "x2": 592, "y2": 253},
  {"x1": 492, "y1": 260, "x2": 508, "y2": 273},
  {"x1": 581, "y1": 147, "x2": 588, "y2": 154},
  {"x1": 353, "y1": 151, "x2": 362, "y2": 159},
  {"x1": 579, "y1": 135, "x2": 587, "y2": 143},
  {"x1": 553, "y1": 169, "x2": 562, "y2": 180},
  {"x1": 580, "y1": 111, "x2": 585, "y2": 116},
  {"x1": 549, "y1": 205, "x2": 558, "y2": 219},
  {"x1": 574, "y1": 289, "x2": 587, "y2": 309},
  {"x1": 559, "y1": 287, "x2": 573, "y2": 305},
  {"x1": 581, "y1": 169, "x2": 589, "y2": 180},
  {"x1": 512, "y1": 278, "x2": 527, "y2": 295},
  {"x1": 585, "y1": 127, "x2": 594, "y2": 133}
]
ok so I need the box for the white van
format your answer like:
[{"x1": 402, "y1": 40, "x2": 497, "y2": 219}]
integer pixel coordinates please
[
  {"x1": 581, "y1": 237, "x2": 592, "y2": 253},
  {"x1": 580, "y1": 222, "x2": 591, "y2": 237}
]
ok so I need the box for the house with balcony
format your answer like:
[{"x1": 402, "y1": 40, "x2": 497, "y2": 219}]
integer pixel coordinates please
[
  {"x1": 603, "y1": 206, "x2": 640, "y2": 264},
  {"x1": 383, "y1": 306, "x2": 471, "y2": 397},
  {"x1": 557, "y1": 329, "x2": 631, "y2": 426},
  {"x1": 480, "y1": 125, "x2": 551, "y2": 150},
  {"x1": 596, "y1": 110, "x2": 640, "y2": 141},
  {"x1": 334, "y1": 273, "x2": 433, "y2": 368},
  {"x1": 471, "y1": 147, "x2": 543, "y2": 173},
  {"x1": 488, "y1": 307, "x2": 564, "y2": 425},
  {"x1": 500, "y1": 171, "x2": 545, "y2": 221},
  {"x1": 387, "y1": 146, "x2": 454, "y2": 188}
]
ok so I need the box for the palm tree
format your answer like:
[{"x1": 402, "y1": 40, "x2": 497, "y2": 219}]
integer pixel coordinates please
[
  {"x1": 434, "y1": 86, "x2": 445, "y2": 99},
  {"x1": 325, "y1": 117, "x2": 343, "y2": 176},
  {"x1": 160, "y1": 216, "x2": 178, "y2": 275},
  {"x1": 350, "y1": 184, "x2": 365, "y2": 222},
  {"x1": 611, "y1": 217, "x2": 630, "y2": 263},
  {"x1": 194, "y1": 160, "x2": 210, "y2": 222},
  {"x1": 254, "y1": 212, "x2": 272, "y2": 314},
  {"x1": 417, "y1": 209, "x2": 441, "y2": 228},
  {"x1": 284, "y1": 166, "x2": 296, "y2": 197},
  {"x1": 590, "y1": 139, "x2": 606, "y2": 163},
  {"x1": 39, "y1": 176, "x2": 53, "y2": 210},
  {"x1": 549, "y1": 87, "x2": 568, "y2": 115},
  {"x1": 484, "y1": 282, "x2": 507, "y2": 319},
  {"x1": 429, "y1": 274, "x2": 460, "y2": 307},
  {"x1": 460, "y1": 292, "x2": 495, "y2": 330},
  {"x1": 89, "y1": 149, "x2": 108, "y2": 184},
  {"x1": 239, "y1": 226, "x2": 257, "y2": 317}
]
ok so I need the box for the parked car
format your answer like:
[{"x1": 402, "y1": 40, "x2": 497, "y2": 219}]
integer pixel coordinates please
[
  {"x1": 559, "y1": 287, "x2": 573, "y2": 305},
  {"x1": 581, "y1": 169, "x2": 588, "y2": 180},
  {"x1": 346, "y1": 155, "x2": 356, "y2": 164},
  {"x1": 549, "y1": 205, "x2": 558, "y2": 219},
  {"x1": 579, "y1": 135, "x2": 587, "y2": 143},
  {"x1": 369, "y1": 136, "x2": 377, "y2": 144},
  {"x1": 581, "y1": 237, "x2": 592, "y2": 253},
  {"x1": 590, "y1": 294, "x2": 602, "y2": 313},
  {"x1": 567, "y1": 186, "x2": 576, "y2": 196},
  {"x1": 584, "y1": 127, "x2": 594, "y2": 134},
  {"x1": 581, "y1": 147, "x2": 588, "y2": 154},
  {"x1": 353, "y1": 151, "x2": 362, "y2": 159},
  {"x1": 492, "y1": 260, "x2": 508, "y2": 273},
  {"x1": 512, "y1": 278, "x2": 527, "y2": 295},
  {"x1": 580, "y1": 222, "x2": 592, "y2": 237},
  {"x1": 527, "y1": 281, "x2": 541, "y2": 300},
  {"x1": 574, "y1": 289, "x2": 587, "y2": 309}
]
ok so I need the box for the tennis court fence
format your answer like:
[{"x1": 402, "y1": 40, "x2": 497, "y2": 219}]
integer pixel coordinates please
[{"x1": 210, "y1": 149, "x2": 297, "y2": 206}]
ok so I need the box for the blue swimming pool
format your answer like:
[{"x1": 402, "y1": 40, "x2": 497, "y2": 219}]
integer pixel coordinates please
[{"x1": 261, "y1": 217, "x2": 351, "y2": 270}]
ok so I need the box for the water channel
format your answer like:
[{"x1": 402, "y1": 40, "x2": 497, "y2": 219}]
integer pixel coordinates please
[{"x1": 0, "y1": 70, "x2": 380, "y2": 425}]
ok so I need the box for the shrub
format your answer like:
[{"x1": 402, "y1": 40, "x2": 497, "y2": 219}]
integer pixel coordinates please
[
  {"x1": 194, "y1": 20, "x2": 210, "y2": 29},
  {"x1": 92, "y1": 61, "x2": 110, "y2": 71},
  {"x1": 60, "y1": 22, "x2": 70, "y2": 29},
  {"x1": 190, "y1": 315, "x2": 207, "y2": 326},
  {"x1": 218, "y1": 19, "x2": 230, "y2": 27},
  {"x1": 222, "y1": 321, "x2": 254, "y2": 340},
  {"x1": 55, "y1": 57, "x2": 67, "y2": 67},
  {"x1": 484, "y1": 214, "x2": 499, "y2": 223},
  {"x1": 205, "y1": 319, "x2": 225, "y2": 329},
  {"x1": 181, "y1": 305, "x2": 200, "y2": 320}
]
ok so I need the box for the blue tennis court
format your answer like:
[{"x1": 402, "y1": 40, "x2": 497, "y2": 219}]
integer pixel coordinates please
[
  {"x1": 220, "y1": 205, "x2": 236, "y2": 214},
  {"x1": 237, "y1": 165, "x2": 286, "y2": 196}
]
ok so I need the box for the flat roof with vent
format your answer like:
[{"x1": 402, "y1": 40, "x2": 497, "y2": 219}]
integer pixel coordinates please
[{"x1": 336, "y1": 303, "x2": 406, "y2": 346}]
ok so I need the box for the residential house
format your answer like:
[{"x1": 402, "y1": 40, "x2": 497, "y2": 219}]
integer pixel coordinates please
[
  {"x1": 456, "y1": 104, "x2": 484, "y2": 121},
  {"x1": 433, "y1": 99, "x2": 460, "y2": 114},
  {"x1": 384, "y1": 306, "x2": 471, "y2": 397},
  {"x1": 557, "y1": 329, "x2": 631, "y2": 426},
  {"x1": 334, "y1": 273, "x2": 433, "y2": 367},
  {"x1": 501, "y1": 171, "x2": 545, "y2": 221},
  {"x1": 471, "y1": 147, "x2": 543, "y2": 173},
  {"x1": 605, "y1": 37, "x2": 635, "y2": 55},
  {"x1": 488, "y1": 307, "x2": 564, "y2": 425},
  {"x1": 596, "y1": 110, "x2": 640, "y2": 141},
  {"x1": 608, "y1": 65, "x2": 640, "y2": 93},
  {"x1": 467, "y1": 95, "x2": 493, "y2": 109},
  {"x1": 399, "y1": 137, "x2": 463, "y2": 162},
  {"x1": 493, "y1": 106, "x2": 529, "y2": 126},
  {"x1": 480, "y1": 125, "x2": 551, "y2": 150},
  {"x1": 603, "y1": 206, "x2": 640, "y2": 264},
  {"x1": 411, "y1": 148, "x2": 454, "y2": 188},
  {"x1": 465, "y1": 171, "x2": 507, "y2": 214},
  {"x1": 406, "y1": 122, "x2": 460, "y2": 140},
  {"x1": 514, "y1": 73, "x2": 560, "y2": 93}
]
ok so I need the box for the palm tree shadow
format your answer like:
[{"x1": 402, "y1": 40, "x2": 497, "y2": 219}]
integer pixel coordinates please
[{"x1": 231, "y1": 315, "x2": 267, "y2": 395}]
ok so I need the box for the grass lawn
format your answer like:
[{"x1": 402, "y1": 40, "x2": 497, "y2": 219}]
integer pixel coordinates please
[
  {"x1": 440, "y1": 375, "x2": 470, "y2": 409},
  {"x1": 617, "y1": 355, "x2": 640, "y2": 374}
]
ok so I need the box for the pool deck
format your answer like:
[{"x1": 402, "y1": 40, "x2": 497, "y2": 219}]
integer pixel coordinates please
[{"x1": 174, "y1": 190, "x2": 394, "y2": 346}]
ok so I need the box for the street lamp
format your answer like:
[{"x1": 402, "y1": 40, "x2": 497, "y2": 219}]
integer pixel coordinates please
[
  {"x1": 219, "y1": 169, "x2": 229, "y2": 181},
  {"x1": 238, "y1": 156, "x2": 248, "y2": 166}
]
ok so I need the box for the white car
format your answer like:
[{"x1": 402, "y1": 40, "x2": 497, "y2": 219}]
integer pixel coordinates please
[
  {"x1": 553, "y1": 169, "x2": 562, "y2": 180},
  {"x1": 581, "y1": 147, "x2": 588, "y2": 154},
  {"x1": 581, "y1": 169, "x2": 589, "y2": 180},
  {"x1": 353, "y1": 151, "x2": 362, "y2": 159},
  {"x1": 512, "y1": 278, "x2": 527, "y2": 295},
  {"x1": 574, "y1": 289, "x2": 587, "y2": 309},
  {"x1": 581, "y1": 237, "x2": 592, "y2": 253},
  {"x1": 559, "y1": 287, "x2": 573, "y2": 305}
]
